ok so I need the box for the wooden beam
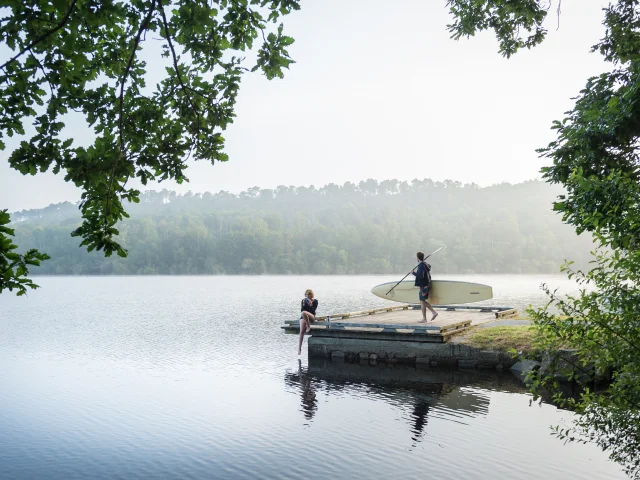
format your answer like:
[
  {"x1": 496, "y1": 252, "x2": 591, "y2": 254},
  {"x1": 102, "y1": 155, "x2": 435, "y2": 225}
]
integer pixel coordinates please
[
  {"x1": 495, "y1": 308, "x2": 518, "y2": 318},
  {"x1": 317, "y1": 304, "x2": 412, "y2": 320},
  {"x1": 283, "y1": 320, "x2": 472, "y2": 334},
  {"x1": 285, "y1": 304, "x2": 413, "y2": 323}
]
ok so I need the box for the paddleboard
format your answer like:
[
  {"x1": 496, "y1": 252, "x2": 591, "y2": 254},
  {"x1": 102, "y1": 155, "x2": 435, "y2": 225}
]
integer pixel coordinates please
[{"x1": 370, "y1": 280, "x2": 493, "y2": 305}]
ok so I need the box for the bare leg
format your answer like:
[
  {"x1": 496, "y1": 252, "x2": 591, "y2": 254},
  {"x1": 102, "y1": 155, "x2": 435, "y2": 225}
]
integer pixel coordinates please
[
  {"x1": 298, "y1": 316, "x2": 307, "y2": 355},
  {"x1": 302, "y1": 311, "x2": 315, "y2": 332},
  {"x1": 418, "y1": 300, "x2": 438, "y2": 322},
  {"x1": 298, "y1": 312, "x2": 316, "y2": 355},
  {"x1": 425, "y1": 301, "x2": 438, "y2": 321}
]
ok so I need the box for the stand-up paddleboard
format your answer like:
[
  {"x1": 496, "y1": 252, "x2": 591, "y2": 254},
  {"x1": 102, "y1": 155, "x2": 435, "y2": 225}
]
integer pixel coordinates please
[{"x1": 371, "y1": 280, "x2": 493, "y2": 305}]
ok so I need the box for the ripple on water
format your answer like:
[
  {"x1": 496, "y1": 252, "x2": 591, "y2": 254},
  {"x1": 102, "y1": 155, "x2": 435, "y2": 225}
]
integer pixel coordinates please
[{"x1": 0, "y1": 276, "x2": 626, "y2": 480}]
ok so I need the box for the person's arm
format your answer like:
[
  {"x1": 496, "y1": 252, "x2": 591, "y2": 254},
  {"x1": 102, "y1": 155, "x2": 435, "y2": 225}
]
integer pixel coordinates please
[
  {"x1": 312, "y1": 299, "x2": 318, "y2": 309},
  {"x1": 417, "y1": 263, "x2": 427, "y2": 282},
  {"x1": 413, "y1": 263, "x2": 422, "y2": 277}
]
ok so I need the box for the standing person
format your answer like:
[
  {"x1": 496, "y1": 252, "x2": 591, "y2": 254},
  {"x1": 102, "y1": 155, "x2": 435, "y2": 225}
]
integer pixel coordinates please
[
  {"x1": 412, "y1": 252, "x2": 438, "y2": 323},
  {"x1": 298, "y1": 289, "x2": 318, "y2": 355}
]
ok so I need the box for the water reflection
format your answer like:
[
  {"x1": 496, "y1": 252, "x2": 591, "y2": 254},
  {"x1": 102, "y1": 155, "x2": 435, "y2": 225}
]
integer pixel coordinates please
[
  {"x1": 1, "y1": 276, "x2": 628, "y2": 479},
  {"x1": 411, "y1": 399, "x2": 430, "y2": 443},
  {"x1": 285, "y1": 358, "x2": 527, "y2": 445},
  {"x1": 287, "y1": 360, "x2": 319, "y2": 422}
]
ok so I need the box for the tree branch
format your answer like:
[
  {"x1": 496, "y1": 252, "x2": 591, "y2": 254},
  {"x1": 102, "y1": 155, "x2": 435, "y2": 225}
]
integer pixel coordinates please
[
  {"x1": 118, "y1": 0, "x2": 157, "y2": 154},
  {"x1": 0, "y1": 0, "x2": 78, "y2": 71},
  {"x1": 546, "y1": 288, "x2": 640, "y2": 354},
  {"x1": 557, "y1": 0, "x2": 562, "y2": 31},
  {"x1": 106, "y1": 0, "x2": 157, "y2": 231},
  {"x1": 1, "y1": 260, "x2": 19, "y2": 276},
  {"x1": 28, "y1": 49, "x2": 55, "y2": 95},
  {"x1": 159, "y1": 4, "x2": 202, "y2": 136}
]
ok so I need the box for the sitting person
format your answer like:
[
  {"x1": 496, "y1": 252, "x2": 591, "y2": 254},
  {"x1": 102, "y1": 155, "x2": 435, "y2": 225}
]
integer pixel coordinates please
[{"x1": 298, "y1": 289, "x2": 318, "y2": 355}]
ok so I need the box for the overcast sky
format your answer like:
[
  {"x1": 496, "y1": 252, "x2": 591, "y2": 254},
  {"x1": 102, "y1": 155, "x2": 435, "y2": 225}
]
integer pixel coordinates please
[{"x1": 0, "y1": 0, "x2": 609, "y2": 212}]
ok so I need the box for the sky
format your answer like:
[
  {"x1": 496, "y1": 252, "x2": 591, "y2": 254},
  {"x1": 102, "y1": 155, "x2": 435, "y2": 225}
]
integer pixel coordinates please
[{"x1": 0, "y1": 0, "x2": 610, "y2": 212}]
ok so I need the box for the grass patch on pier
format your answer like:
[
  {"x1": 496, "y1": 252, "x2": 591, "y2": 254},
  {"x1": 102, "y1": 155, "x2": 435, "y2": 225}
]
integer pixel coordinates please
[{"x1": 462, "y1": 325, "x2": 536, "y2": 353}]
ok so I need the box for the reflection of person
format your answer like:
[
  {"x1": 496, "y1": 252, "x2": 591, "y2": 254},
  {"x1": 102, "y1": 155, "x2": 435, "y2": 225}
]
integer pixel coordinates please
[
  {"x1": 412, "y1": 252, "x2": 438, "y2": 323},
  {"x1": 409, "y1": 383, "x2": 446, "y2": 445},
  {"x1": 411, "y1": 400, "x2": 430, "y2": 443},
  {"x1": 283, "y1": 361, "x2": 319, "y2": 422},
  {"x1": 298, "y1": 289, "x2": 318, "y2": 355},
  {"x1": 298, "y1": 360, "x2": 317, "y2": 421}
]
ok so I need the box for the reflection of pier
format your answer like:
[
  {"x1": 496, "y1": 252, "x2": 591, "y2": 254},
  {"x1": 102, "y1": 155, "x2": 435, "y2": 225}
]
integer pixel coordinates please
[
  {"x1": 305, "y1": 357, "x2": 525, "y2": 392},
  {"x1": 284, "y1": 359, "x2": 526, "y2": 442}
]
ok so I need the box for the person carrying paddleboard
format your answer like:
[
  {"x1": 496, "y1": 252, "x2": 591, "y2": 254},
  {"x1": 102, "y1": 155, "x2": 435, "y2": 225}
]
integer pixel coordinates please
[{"x1": 412, "y1": 252, "x2": 438, "y2": 322}]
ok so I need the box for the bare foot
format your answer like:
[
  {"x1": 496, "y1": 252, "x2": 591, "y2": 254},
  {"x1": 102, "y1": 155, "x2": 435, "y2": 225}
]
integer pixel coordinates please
[
  {"x1": 431, "y1": 312, "x2": 439, "y2": 321},
  {"x1": 418, "y1": 319, "x2": 428, "y2": 323},
  {"x1": 298, "y1": 349, "x2": 302, "y2": 355},
  {"x1": 306, "y1": 325, "x2": 311, "y2": 333}
]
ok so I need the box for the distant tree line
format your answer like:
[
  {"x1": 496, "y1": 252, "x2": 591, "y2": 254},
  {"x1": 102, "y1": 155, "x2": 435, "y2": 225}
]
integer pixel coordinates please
[{"x1": 11, "y1": 179, "x2": 594, "y2": 275}]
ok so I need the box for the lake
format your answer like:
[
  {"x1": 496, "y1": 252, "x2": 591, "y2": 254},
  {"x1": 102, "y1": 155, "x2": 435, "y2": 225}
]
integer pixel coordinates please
[{"x1": 0, "y1": 275, "x2": 626, "y2": 479}]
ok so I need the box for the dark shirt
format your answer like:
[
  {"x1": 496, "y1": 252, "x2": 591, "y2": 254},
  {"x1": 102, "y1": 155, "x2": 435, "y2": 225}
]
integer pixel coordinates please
[
  {"x1": 412, "y1": 262, "x2": 431, "y2": 287},
  {"x1": 301, "y1": 298, "x2": 318, "y2": 315}
]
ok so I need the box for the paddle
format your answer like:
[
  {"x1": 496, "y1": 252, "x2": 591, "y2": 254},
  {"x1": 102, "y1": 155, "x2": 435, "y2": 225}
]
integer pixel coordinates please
[{"x1": 385, "y1": 246, "x2": 444, "y2": 295}]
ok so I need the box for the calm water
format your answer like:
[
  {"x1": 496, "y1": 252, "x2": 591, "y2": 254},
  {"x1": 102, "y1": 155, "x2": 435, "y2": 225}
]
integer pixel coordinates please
[{"x1": 0, "y1": 275, "x2": 625, "y2": 479}]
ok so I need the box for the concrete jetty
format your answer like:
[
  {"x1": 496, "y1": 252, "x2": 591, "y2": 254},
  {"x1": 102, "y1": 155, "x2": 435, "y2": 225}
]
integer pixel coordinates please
[{"x1": 282, "y1": 304, "x2": 519, "y2": 369}]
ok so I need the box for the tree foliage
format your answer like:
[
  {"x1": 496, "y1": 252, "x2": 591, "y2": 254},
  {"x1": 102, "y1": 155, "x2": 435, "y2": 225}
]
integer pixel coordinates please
[
  {"x1": 0, "y1": 209, "x2": 49, "y2": 295},
  {"x1": 446, "y1": 0, "x2": 549, "y2": 57},
  {"x1": 10, "y1": 179, "x2": 593, "y2": 275},
  {"x1": 449, "y1": 0, "x2": 640, "y2": 476},
  {"x1": 0, "y1": 0, "x2": 298, "y2": 293}
]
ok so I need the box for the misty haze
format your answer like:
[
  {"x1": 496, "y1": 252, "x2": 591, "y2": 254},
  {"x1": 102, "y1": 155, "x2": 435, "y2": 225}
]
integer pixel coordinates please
[{"x1": 11, "y1": 179, "x2": 592, "y2": 275}]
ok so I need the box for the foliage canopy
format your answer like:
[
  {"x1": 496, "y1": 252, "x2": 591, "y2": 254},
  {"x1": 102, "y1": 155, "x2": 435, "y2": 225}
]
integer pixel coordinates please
[
  {"x1": 0, "y1": 209, "x2": 49, "y2": 295},
  {"x1": 0, "y1": 0, "x2": 298, "y2": 293},
  {"x1": 447, "y1": 0, "x2": 640, "y2": 476}
]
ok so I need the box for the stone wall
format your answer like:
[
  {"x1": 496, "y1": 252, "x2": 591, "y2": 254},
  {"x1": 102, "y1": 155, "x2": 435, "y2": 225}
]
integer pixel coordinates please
[{"x1": 308, "y1": 336, "x2": 516, "y2": 370}]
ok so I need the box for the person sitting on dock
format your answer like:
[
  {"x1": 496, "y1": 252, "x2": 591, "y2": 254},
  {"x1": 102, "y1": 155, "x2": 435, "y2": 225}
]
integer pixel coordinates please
[
  {"x1": 298, "y1": 289, "x2": 319, "y2": 355},
  {"x1": 412, "y1": 252, "x2": 438, "y2": 323}
]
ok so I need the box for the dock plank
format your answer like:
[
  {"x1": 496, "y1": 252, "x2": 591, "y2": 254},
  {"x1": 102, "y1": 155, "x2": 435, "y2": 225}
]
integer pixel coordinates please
[
  {"x1": 282, "y1": 305, "x2": 517, "y2": 344},
  {"x1": 332, "y1": 308, "x2": 493, "y2": 329},
  {"x1": 286, "y1": 308, "x2": 494, "y2": 332}
]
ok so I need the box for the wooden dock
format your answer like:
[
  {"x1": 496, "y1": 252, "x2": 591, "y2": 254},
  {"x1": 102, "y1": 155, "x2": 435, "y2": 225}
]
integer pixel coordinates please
[{"x1": 282, "y1": 304, "x2": 517, "y2": 344}]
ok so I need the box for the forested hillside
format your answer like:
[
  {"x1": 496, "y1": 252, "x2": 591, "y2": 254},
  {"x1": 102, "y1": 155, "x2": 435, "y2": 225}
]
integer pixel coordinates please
[{"x1": 11, "y1": 179, "x2": 593, "y2": 275}]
